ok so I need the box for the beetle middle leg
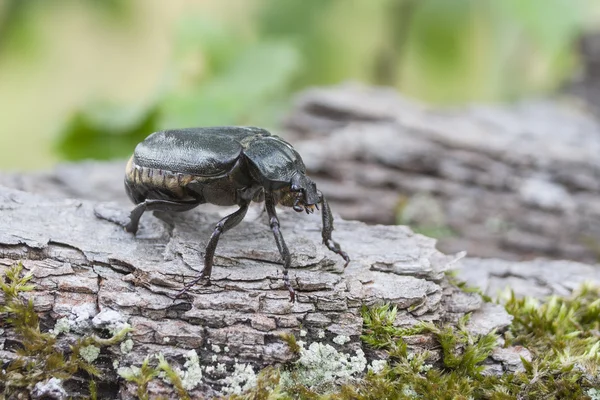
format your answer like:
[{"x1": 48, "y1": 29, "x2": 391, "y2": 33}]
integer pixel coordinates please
[
  {"x1": 176, "y1": 201, "x2": 249, "y2": 297},
  {"x1": 318, "y1": 190, "x2": 350, "y2": 267},
  {"x1": 125, "y1": 199, "x2": 199, "y2": 233},
  {"x1": 264, "y1": 192, "x2": 296, "y2": 303}
]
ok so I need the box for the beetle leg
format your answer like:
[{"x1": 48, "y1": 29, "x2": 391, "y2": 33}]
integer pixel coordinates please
[
  {"x1": 264, "y1": 193, "x2": 296, "y2": 303},
  {"x1": 318, "y1": 190, "x2": 350, "y2": 267},
  {"x1": 125, "y1": 199, "x2": 199, "y2": 233},
  {"x1": 176, "y1": 202, "x2": 249, "y2": 298}
]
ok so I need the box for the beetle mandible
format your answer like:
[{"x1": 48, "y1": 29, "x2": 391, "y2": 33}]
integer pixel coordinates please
[{"x1": 123, "y1": 126, "x2": 349, "y2": 302}]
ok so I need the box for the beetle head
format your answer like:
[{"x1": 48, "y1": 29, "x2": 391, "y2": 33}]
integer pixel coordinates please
[{"x1": 289, "y1": 173, "x2": 320, "y2": 214}]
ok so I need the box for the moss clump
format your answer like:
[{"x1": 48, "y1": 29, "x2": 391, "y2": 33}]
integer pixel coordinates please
[
  {"x1": 280, "y1": 332, "x2": 301, "y2": 355},
  {"x1": 446, "y1": 269, "x2": 493, "y2": 303},
  {"x1": 117, "y1": 353, "x2": 198, "y2": 399},
  {"x1": 0, "y1": 263, "x2": 131, "y2": 398},
  {"x1": 502, "y1": 284, "x2": 600, "y2": 398},
  {"x1": 249, "y1": 289, "x2": 600, "y2": 399}
]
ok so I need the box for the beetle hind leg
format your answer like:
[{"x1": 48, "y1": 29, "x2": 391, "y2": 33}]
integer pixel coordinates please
[
  {"x1": 318, "y1": 191, "x2": 350, "y2": 267},
  {"x1": 125, "y1": 199, "x2": 199, "y2": 233}
]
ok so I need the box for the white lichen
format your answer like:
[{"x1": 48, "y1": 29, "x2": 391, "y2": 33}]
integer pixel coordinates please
[
  {"x1": 212, "y1": 344, "x2": 221, "y2": 353},
  {"x1": 318, "y1": 330, "x2": 325, "y2": 339},
  {"x1": 420, "y1": 363, "x2": 432, "y2": 373},
  {"x1": 79, "y1": 345, "x2": 100, "y2": 363},
  {"x1": 281, "y1": 341, "x2": 367, "y2": 389},
  {"x1": 402, "y1": 384, "x2": 418, "y2": 398},
  {"x1": 163, "y1": 336, "x2": 170, "y2": 343},
  {"x1": 332, "y1": 335, "x2": 351, "y2": 345},
  {"x1": 31, "y1": 377, "x2": 68, "y2": 400},
  {"x1": 92, "y1": 309, "x2": 128, "y2": 333},
  {"x1": 224, "y1": 346, "x2": 230, "y2": 353},
  {"x1": 176, "y1": 350, "x2": 203, "y2": 391},
  {"x1": 51, "y1": 317, "x2": 71, "y2": 336},
  {"x1": 220, "y1": 363, "x2": 257, "y2": 395},
  {"x1": 69, "y1": 303, "x2": 98, "y2": 332},
  {"x1": 117, "y1": 365, "x2": 140, "y2": 379},
  {"x1": 216, "y1": 363, "x2": 226, "y2": 373},
  {"x1": 300, "y1": 330, "x2": 307, "y2": 337},
  {"x1": 588, "y1": 388, "x2": 600, "y2": 400},
  {"x1": 368, "y1": 359, "x2": 387, "y2": 374},
  {"x1": 110, "y1": 322, "x2": 132, "y2": 337},
  {"x1": 212, "y1": 355, "x2": 218, "y2": 363},
  {"x1": 120, "y1": 339, "x2": 134, "y2": 354},
  {"x1": 113, "y1": 360, "x2": 120, "y2": 370}
]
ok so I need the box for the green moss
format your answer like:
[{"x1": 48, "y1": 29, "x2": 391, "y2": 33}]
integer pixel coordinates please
[
  {"x1": 118, "y1": 356, "x2": 159, "y2": 400},
  {"x1": 89, "y1": 380, "x2": 98, "y2": 400},
  {"x1": 234, "y1": 367, "x2": 284, "y2": 400},
  {"x1": 240, "y1": 285, "x2": 600, "y2": 399},
  {"x1": 0, "y1": 263, "x2": 131, "y2": 398},
  {"x1": 156, "y1": 354, "x2": 192, "y2": 400},
  {"x1": 446, "y1": 269, "x2": 493, "y2": 303},
  {"x1": 117, "y1": 353, "x2": 197, "y2": 399},
  {"x1": 280, "y1": 332, "x2": 301, "y2": 355}
]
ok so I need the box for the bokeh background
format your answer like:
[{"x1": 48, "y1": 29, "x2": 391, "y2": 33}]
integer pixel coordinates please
[{"x1": 1, "y1": 0, "x2": 599, "y2": 170}]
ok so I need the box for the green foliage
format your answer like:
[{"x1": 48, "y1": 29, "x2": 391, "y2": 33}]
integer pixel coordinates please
[
  {"x1": 0, "y1": 262, "x2": 131, "y2": 398},
  {"x1": 0, "y1": 0, "x2": 130, "y2": 57},
  {"x1": 57, "y1": 13, "x2": 302, "y2": 160},
  {"x1": 56, "y1": 104, "x2": 161, "y2": 161},
  {"x1": 0, "y1": 0, "x2": 597, "y2": 166},
  {"x1": 162, "y1": 38, "x2": 301, "y2": 128}
]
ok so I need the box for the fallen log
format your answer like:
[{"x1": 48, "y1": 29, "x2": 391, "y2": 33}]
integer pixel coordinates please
[{"x1": 0, "y1": 180, "x2": 512, "y2": 398}]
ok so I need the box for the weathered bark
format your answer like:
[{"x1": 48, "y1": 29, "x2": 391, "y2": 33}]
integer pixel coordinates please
[
  {"x1": 283, "y1": 84, "x2": 600, "y2": 262},
  {"x1": 457, "y1": 257, "x2": 600, "y2": 299},
  {"x1": 0, "y1": 168, "x2": 513, "y2": 398}
]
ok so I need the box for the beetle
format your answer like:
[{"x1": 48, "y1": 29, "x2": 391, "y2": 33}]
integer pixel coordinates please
[{"x1": 123, "y1": 126, "x2": 349, "y2": 302}]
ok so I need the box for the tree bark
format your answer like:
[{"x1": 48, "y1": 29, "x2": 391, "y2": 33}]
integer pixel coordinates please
[
  {"x1": 0, "y1": 166, "x2": 511, "y2": 397},
  {"x1": 284, "y1": 83, "x2": 600, "y2": 263}
]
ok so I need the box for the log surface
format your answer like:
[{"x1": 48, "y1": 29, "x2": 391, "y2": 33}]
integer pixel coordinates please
[
  {"x1": 284, "y1": 84, "x2": 600, "y2": 262},
  {"x1": 0, "y1": 179, "x2": 512, "y2": 397}
]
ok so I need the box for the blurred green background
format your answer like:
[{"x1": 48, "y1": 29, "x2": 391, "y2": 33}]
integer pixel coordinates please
[{"x1": 1, "y1": 0, "x2": 599, "y2": 170}]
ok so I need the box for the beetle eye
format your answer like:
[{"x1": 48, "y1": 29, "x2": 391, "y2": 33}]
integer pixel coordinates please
[{"x1": 291, "y1": 184, "x2": 301, "y2": 192}]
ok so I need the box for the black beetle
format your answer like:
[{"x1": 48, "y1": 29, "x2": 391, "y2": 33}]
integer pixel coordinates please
[{"x1": 123, "y1": 126, "x2": 349, "y2": 302}]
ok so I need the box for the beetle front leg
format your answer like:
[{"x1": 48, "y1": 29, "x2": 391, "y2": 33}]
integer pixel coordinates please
[
  {"x1": 318, "y1": 190, "x2": 350, "y2": 267},
  {"x1": 176, "y1": 202, "x2": 249, "y2": 298},
  {"x1": 264, "y1": 193, "x2": 295, "y2": 303}
]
